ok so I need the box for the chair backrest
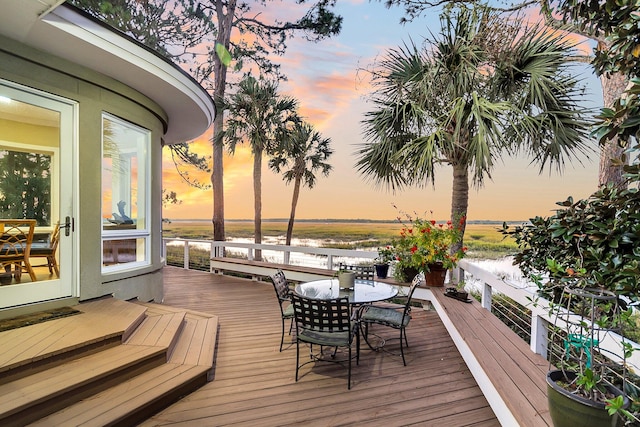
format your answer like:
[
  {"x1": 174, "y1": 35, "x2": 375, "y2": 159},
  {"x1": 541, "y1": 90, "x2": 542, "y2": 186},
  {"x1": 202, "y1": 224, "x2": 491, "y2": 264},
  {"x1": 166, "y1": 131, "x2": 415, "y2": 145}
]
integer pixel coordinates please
[
  {"x1": 338, "y1": 263, "x2": 375, "y2": 281},
  {"x1": 270, "y1": 269, "x2": 290, "y2": 303},
  {"x1": 401, "y1": 271, "x2": 426, "y2": 318},
  {"x1": 49, "y1": 222, "x2": 61, "y2": 252},
  {"x1": 0, "y1": 219, "x2": 36, "y2": 260},
  {"x1": 291, "y1": 293, "x2": 352, "y2": 333}
]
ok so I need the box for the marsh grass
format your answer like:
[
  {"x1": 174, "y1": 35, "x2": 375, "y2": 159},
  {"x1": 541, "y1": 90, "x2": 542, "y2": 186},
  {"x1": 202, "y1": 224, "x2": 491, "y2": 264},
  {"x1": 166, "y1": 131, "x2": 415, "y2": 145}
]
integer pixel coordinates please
[{"x1": 163, "y1": 221, "x2": 516, "y2": 265}]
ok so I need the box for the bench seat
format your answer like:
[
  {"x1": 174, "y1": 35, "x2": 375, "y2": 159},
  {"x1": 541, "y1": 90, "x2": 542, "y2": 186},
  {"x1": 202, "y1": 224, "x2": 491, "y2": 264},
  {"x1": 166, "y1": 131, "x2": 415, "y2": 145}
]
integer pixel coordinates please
[
  {"x1": 210, "y1": 257, "x2": 335, "y2": 283},
  {"x1": 428, "y1": 286, "x2": 552, "y2": 427}
]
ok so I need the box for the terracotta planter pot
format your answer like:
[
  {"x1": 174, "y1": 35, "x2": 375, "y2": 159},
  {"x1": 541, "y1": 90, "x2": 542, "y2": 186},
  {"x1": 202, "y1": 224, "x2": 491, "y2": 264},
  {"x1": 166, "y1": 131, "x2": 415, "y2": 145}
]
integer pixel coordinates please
[{"x1": 425, "y1": 263, "x2": 447, "y2": 287}]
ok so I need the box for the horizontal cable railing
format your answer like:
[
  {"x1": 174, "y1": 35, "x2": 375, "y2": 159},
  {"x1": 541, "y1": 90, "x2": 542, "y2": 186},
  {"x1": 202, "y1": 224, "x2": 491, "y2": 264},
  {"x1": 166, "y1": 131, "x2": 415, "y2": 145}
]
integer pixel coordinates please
[{"x1": 458, "y1": 259, "x2": 640, "y2": 373}]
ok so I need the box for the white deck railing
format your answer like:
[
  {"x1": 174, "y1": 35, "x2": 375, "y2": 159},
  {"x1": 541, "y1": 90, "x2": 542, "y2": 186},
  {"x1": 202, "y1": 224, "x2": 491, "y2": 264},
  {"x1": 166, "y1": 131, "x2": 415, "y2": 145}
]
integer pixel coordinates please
[{"x1": 162, "y1": 238, "x2": 640, "y2": 371}]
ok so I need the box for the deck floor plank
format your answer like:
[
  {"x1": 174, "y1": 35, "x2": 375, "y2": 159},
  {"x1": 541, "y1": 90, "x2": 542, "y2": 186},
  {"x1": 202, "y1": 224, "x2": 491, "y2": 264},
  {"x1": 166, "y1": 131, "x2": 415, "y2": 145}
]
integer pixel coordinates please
[{"x1": 140, "y1": 267, "x2": 500, "y2": 426}]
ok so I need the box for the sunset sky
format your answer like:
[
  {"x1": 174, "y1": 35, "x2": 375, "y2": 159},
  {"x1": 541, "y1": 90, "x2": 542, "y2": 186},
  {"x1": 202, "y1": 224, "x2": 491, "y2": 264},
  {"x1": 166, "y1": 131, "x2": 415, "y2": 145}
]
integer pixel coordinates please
[{"x1": 161, "y1": 1, "x2": 603, "y2": 223}]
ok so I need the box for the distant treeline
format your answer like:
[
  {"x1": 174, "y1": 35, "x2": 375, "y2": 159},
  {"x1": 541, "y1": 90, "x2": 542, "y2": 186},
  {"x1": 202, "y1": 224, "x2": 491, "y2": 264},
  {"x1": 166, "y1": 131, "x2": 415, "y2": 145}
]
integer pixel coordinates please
[{"x1": 171, "y1": 218, "x2": 528, "y2": 225}]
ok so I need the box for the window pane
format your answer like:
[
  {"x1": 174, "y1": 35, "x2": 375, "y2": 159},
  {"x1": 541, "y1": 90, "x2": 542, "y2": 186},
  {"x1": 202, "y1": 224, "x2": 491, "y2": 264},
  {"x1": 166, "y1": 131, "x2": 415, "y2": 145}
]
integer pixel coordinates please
[
  {"x1": 101, "y1": 114, "x2": 150, "y2": 270},
  {"x1": 102, "y1": 116, "x2": 148, "y2": 230},
  {"x1": 102, "y1": 238, "x2": 146, "y2": 266},
  {"x1": 0, "y1": 98, "x2": 58, "y2": 226}
]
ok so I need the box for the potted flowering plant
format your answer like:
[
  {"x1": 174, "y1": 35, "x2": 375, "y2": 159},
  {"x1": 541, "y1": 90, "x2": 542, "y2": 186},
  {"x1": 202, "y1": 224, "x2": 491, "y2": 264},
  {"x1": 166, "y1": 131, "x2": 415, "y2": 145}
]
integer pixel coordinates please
[
  {"x1": 374, "y1": 245, "x2": 394, "y2": 279},
  {"x1": 392, "y1": 211, "x2": 466, "y2": 285}
]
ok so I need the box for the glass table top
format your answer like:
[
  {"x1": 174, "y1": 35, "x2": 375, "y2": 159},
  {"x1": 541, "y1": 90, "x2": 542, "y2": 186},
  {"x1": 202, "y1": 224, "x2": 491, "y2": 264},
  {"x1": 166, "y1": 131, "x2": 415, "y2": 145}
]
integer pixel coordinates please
[{"x1": 294, "y1": 279, "x2": 399, "y2": 304}]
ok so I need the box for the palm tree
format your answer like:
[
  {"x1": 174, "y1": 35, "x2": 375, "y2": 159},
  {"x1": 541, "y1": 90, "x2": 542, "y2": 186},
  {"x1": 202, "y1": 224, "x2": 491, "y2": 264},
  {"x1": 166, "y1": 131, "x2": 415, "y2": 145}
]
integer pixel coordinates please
[
  {"x1": 356, "y1": 5, "x2": 593, "y2": 252},
  {"x1": 224, "y1": 75, "x2": 297, "y2": 260},
  {"x1": 270, "y1": 121, "x2": 333, "y2": 246}
]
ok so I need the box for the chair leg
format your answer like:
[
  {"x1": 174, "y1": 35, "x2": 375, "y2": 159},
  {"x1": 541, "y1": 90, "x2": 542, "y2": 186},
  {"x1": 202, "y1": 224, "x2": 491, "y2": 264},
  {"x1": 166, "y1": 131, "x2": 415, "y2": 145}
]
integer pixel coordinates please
[
  {"x1": 49, "y1": 255, "x2": 59, "y2": 277},
  {"x1": 399, "y1": 328, "x2": 407, "y2": 366},
  {"x1": 347, "y1": 343, "x2": 351, "y2": 390},
  {"x1": 23, "y1": 260, "x2": 37, "y2": 282},
  {"x1": 279, "y1": 317, "x2": 285, "y2": 352},
  {"x1": 295, "y1": 339, "x2": 300, "y2": 382}
]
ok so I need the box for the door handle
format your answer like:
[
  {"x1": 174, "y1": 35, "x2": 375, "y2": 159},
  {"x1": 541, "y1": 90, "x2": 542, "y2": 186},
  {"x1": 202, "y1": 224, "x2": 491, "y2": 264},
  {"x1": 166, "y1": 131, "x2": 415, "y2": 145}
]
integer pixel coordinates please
[{"x1": 62, "y1": 216, "x2": 73, "y2": 236}]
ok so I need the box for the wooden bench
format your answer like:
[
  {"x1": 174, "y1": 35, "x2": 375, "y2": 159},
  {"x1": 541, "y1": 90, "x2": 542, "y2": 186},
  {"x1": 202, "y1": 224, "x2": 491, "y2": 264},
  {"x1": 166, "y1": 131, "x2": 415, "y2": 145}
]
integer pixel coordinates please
[
  {"x1": 210, "y1": 257, "x2": 336, "y2": 283},
  {"x1": 427, "y1": 286, "x2": 552, "y2": 427}
]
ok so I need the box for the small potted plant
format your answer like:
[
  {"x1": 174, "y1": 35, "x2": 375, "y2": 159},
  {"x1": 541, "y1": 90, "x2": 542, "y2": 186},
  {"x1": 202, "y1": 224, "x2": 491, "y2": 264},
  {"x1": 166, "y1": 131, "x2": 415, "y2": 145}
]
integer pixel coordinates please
[
  {"x1": 392, "y1": 210, "x2": 467, "y2": 285},
  {"x1": 335, "y1": 268, "x2": 355, "y2": 290},
  {"x1": 445, "y1": 281, "x2": 470, "y2": 302},
  {"x1": 374, "y1": 245, "x2": 394, "y2": 279}
]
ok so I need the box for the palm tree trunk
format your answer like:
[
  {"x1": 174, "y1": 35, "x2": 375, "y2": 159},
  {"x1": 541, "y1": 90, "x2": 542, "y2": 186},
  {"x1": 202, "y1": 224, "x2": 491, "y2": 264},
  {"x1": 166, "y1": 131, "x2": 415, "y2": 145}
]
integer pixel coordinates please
[
  {"x1": 253, "y1": 147, "x2": 263, "y2": 261},
  {"x1": 599, "y1": 70, "x2": 627, "y2": 188},
  {"x1": 285, "y1": 175, "x2": 302, "y2": 246},
  {"x1": 450, "y1": 162, "x2": 469, "y2": 253}
]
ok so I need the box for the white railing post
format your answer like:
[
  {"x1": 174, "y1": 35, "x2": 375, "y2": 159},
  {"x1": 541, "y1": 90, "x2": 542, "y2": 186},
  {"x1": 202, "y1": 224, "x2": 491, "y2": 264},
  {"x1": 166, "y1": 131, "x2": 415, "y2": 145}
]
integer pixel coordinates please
[
  {"x1": 327, "y1": 255, "x2": 334, "y2": 270},
  {"x1": 214, "y1": 240, "x2": 218, "y2": 273},
  {"x1": 183, "y1": 240, "x2": 189, "y2": 269},
  {"x1": 530, "y1": 314, "x2": 549, "y2": 358},
  {"x1": 284, "y1": 251, "x2": 290, "y2": 265},
  {"x1": 481, "y1": 282, "x2": 492, "y2": 311},
  {"x1": 453, "y1": 266, "x2": 463, "y2": 285}
]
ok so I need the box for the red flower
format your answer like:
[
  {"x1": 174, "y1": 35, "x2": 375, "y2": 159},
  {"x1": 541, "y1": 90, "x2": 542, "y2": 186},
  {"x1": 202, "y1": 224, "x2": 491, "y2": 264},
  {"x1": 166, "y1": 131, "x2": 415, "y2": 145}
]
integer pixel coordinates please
[
  {"x1": 410, "y1": 245, "x2": 418, "y2": 253},
  {"x1": 430, "y1": 220, "x2": 436, "y2": 225}
]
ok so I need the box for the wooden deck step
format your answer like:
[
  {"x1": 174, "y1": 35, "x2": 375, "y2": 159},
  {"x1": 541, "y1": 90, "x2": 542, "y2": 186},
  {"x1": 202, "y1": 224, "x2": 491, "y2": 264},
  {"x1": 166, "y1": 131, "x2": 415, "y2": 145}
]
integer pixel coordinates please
[
  {"x1": 135, "y1": 302, "x2": 218, "y2": 377},
  {"x1": 26, "y1": 303, "x2": 218, "y2": 426},
  {"x1": 28, "y1": 363, "x2": 211, "y2": 427},
  {"x1": 0, "y1": 298, "x2": 147, "y2": 384},
  {"x1": 125, "y1": 310, "x2": 186, "y2": 360},
  {"x1": 0, "y1": 345, "x2": 167, "y2": 427}
]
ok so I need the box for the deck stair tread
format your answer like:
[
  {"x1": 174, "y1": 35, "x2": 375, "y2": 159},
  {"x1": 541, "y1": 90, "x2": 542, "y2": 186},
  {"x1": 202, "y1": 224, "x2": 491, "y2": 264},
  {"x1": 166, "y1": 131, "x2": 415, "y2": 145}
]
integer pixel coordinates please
[
  {"x1": 0, "y1": 298, "x2": 147, "y2": 376},
  {"x1": 134, "y1": 302, "x2": 218, "y2": 374},
  {"x1": 27, "y1": 363, "x2": 211, "y2": 427},
  {"x1": 0, "y1": 345, "x2": 166, "y2": 425},
  {"x1": 125, "y1": 311, "x2": 186, "y2": 359},
  {"x1": 431, "y1": 287, "x2": 551, "y2": 427}
]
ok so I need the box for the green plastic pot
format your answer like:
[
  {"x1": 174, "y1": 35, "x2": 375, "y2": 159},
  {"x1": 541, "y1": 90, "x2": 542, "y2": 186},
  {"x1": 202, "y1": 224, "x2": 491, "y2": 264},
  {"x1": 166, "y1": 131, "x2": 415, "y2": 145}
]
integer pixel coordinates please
[{"x1": 547, "y1": 370, "x2": 629, "y2": 427}]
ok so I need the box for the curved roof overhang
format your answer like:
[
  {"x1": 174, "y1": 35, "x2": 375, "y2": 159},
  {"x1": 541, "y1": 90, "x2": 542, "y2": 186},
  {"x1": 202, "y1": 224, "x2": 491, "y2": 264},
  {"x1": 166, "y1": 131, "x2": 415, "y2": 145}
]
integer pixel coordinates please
[{"x1": 1, "y1": 0, "x2": 215, "y2": 145}]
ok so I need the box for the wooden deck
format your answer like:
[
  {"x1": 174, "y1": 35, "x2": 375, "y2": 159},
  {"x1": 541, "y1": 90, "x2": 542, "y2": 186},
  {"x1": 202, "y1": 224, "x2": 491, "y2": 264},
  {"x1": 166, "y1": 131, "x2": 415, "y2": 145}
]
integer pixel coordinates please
[{"x1": 142, "y1": 267, "x2": 499, "y2": 426}]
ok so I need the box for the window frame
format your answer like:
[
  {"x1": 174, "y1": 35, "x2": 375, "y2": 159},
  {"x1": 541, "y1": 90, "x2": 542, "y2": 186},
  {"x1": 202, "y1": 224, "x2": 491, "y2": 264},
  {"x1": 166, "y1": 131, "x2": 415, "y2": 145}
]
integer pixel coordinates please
[{"x1": 101, "y1": 112, "x2": 151, "y2": 273}]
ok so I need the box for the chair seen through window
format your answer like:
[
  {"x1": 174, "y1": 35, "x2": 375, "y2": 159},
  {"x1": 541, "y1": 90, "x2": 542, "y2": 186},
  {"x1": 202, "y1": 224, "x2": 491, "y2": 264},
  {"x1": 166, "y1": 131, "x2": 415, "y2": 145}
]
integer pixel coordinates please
[
  {"x1": 0, "y1": 219, "x2": 37, "y2": 283},
  {"x1": 30, "y1": 222, "x2": 60, "y2": 277}
]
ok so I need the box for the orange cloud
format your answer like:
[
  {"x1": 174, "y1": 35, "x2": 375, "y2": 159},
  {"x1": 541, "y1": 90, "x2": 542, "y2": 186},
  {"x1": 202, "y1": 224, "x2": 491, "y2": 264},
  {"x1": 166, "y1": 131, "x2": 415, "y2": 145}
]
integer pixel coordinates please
[{"x1": 522, "y1": 6, "x2": 594, "y2": 56}]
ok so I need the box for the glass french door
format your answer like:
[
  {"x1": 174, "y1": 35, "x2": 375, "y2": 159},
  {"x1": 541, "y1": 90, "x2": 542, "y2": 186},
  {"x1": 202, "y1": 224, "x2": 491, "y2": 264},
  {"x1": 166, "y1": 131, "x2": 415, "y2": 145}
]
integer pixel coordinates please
[{"x1": 0, "y1": 80, "x2": 76, "y2": 309}]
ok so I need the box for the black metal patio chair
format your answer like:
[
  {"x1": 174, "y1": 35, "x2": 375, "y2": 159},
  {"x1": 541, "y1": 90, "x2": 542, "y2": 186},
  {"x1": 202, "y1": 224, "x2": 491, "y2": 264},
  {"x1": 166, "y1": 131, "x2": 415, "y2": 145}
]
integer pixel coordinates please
[
  {"x1": 337, "y1": 262, "x2": 374, "y2": 281},
  {"x1": 269, "y1": 269, "x2": 294, "y2": 352},
  {"x1": 358, "y1": 271, "x2": 425, "y2": 366},
  {"x1": 291, "y1": 293, "x2": 360, "y2": 389}
]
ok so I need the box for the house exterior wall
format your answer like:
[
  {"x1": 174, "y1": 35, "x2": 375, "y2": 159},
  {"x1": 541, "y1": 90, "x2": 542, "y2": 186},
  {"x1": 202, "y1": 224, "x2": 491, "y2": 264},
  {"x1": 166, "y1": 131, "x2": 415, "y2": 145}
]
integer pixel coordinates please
[{"x1": 0, "y1": 34, "x2": 167, "y2": 303}]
